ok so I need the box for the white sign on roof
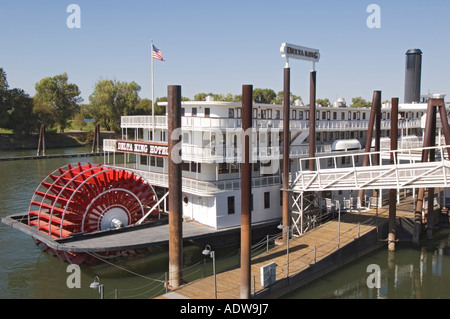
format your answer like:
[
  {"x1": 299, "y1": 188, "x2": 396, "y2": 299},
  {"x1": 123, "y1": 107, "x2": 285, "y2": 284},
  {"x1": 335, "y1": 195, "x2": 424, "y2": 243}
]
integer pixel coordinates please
[{"x1": 280, "y1": 43, "x2": 320, "y2": 63}]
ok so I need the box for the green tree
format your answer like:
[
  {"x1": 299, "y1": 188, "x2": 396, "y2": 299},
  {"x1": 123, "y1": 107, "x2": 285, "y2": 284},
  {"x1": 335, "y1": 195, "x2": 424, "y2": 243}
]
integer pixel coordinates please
[
  {"x1": 0, "y1": 68, "x2": 10, "y2": 128},
  {"x1": 253, "y1": 88, "x2": 276, "y2": 104},
  {"x1": 132, "y1": 98, "x2": 153, "y2": 115},
  {"x1": 34, "y1": 73, "x2": 82, "y2": 132},
  {"x1": 6, "y1": 88, "x2": 37, "y2": 135},
  {"x1": 316, "y1": 98, "x2": 331, "y2": 107},
  {"x1": 87, "y1": 79, "x2": 141, "y2": 132},
  {"x1": 275, "y1": 91, "x2": 302, "y2": 105},
  {"x1": 350, "y1": 96, "x2": 371, "y2": 108}
]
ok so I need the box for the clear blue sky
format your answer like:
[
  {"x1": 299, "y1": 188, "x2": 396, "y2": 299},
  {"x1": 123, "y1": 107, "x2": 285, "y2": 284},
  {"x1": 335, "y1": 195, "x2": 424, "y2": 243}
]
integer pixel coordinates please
[{"x1": 0, "y1": 0, "x2": 449, "y2": 104}]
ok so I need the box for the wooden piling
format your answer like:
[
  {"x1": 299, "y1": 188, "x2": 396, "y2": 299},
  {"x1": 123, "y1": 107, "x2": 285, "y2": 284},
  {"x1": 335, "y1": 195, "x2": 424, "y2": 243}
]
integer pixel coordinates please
[
  {"x1": 240, "y1": 84, "x2": 252, "y2": 299},
  {"x1": 282, "y1": 67, "x2": 290, "y2": 242},
  {"x1": 388, "y1": 97, "x2": 398, "y2": 251},
  {"x1": 168, "y1": 85, "x2": 183, "y2": 289}
]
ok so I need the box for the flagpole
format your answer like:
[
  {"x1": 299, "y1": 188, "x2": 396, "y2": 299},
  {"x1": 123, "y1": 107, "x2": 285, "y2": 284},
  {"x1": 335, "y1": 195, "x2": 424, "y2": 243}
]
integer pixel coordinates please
[{"x1": 151, "y1": 40, "x2": 155, "y2": 141}]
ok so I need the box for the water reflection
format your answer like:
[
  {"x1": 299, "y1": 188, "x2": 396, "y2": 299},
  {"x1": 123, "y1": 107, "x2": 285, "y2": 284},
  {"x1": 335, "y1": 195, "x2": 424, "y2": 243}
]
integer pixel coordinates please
[{"x1": 286, "y1": 229, "x2": 450, "y2": 299}]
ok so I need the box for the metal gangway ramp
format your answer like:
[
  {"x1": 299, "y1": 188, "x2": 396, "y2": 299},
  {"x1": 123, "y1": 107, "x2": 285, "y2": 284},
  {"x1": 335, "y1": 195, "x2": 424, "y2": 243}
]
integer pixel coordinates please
[{"x1": 291, "y1": 145, "x2": 450, "y2": 192}]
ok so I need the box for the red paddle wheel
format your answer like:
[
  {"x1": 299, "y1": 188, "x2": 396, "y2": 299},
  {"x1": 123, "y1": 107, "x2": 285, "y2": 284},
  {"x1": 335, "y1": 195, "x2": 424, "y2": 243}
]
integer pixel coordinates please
[{"x1": 27, "y1": 162, "x2": 159, "y2": 263}]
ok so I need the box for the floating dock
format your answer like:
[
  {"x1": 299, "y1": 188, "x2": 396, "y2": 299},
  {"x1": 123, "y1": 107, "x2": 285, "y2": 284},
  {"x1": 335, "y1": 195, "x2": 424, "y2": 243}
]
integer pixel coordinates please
[{"x1": 159, "y1": 199, "x2": 420, "y2": 299}]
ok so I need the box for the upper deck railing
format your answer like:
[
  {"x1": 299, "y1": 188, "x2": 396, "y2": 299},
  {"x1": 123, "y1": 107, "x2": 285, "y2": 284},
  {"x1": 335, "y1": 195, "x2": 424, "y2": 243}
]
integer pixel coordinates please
[{"x1": 120, "y1": 115, "x2": 422, "y2": 132}]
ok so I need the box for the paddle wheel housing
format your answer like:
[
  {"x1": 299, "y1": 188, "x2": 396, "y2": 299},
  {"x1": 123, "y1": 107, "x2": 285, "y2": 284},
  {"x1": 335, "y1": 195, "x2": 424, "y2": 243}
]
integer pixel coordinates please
[{"x1": 28, "y1": 163, "x2": 159, "y2": 240}]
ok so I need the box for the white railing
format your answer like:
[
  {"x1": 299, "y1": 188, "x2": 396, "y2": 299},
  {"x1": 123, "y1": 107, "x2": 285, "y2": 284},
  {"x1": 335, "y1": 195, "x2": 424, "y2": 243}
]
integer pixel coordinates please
[
  {"x1": 103, "y1": 139, "x2": 116, "y2": 152},
  {"x1": 119, "y1": 167, "x2": 281, "y2": 195},
  {"x1": 292, "y1": 145, "x2": 450, "y2": 192},
  {"x1": 120, "y1": 115, "x2": 423, "y2": 132}
]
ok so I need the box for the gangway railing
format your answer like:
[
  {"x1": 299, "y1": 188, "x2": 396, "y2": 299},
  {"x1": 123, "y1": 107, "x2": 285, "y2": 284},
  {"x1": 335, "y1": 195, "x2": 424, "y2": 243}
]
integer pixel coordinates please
[{"x1": 291, "y1": 145, "x2": 450, "y2": 192}]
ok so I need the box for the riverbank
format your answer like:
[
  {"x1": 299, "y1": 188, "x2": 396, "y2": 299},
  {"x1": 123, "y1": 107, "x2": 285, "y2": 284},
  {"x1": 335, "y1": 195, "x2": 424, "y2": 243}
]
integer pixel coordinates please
[{"x1": 0, "y1": 131, "x2": 120, "y2": 151}]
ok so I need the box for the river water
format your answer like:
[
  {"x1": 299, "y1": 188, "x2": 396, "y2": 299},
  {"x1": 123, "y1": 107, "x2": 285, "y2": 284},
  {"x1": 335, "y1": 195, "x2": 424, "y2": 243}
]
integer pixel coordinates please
[{"x1": 1, "y1": 147, "x2": 450, "y2": 299}]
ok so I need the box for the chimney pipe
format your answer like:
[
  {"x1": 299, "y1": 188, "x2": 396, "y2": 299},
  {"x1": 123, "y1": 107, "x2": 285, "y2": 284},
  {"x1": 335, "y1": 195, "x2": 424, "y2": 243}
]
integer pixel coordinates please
[{"x1": 404, "y1": 49, "x2": 422, "y2": 103}]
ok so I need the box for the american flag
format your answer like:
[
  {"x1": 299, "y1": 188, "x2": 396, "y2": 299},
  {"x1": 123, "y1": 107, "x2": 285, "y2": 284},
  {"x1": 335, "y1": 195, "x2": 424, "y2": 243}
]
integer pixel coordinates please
[{"x1": 152, "y1": 45, "x2": 164, "y2": 61}]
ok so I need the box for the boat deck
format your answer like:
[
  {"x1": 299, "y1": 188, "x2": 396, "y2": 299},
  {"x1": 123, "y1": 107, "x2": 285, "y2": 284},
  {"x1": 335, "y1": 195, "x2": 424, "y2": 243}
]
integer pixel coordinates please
[{"x1": 1, "y1": 214, "x2": 278, "y2": 253}]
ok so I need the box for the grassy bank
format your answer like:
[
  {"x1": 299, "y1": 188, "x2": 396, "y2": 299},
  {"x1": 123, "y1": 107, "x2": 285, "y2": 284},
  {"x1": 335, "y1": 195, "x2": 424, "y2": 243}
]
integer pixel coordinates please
[{"x1": 0, "y1": 130, "x2": 119, "y2": 151}]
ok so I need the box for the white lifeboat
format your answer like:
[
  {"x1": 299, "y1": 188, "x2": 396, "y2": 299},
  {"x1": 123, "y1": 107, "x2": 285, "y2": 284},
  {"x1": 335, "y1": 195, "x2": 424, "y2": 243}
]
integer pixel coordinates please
[{"x1": 331, "y1": 139, "x2": 361, "y2": 151}]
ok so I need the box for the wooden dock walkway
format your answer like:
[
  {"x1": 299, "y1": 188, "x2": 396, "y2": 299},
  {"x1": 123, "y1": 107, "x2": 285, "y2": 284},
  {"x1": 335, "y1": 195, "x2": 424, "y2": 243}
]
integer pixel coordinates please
[{"x1": 159, "y1": 200, "x2": 417, "y2": 299}]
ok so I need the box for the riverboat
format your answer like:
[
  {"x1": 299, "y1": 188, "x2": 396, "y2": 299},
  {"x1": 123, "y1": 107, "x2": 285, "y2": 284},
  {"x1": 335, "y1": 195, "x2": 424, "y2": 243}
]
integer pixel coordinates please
[{"x1": 2, "y1": 93, "x2": 448, "y2": 264}]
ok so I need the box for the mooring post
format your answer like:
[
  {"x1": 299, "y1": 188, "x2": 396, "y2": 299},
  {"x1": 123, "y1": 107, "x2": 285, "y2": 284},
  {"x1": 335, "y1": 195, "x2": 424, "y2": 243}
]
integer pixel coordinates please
[
  {"x1": 427, "y1": 101, "x2": 437, "y2": 240},
  {"x1": 413, "y1": 98, "x2": 435, "y2": 244},
  {"x1": 358, "y1": 91, "x2": 380, "y2": 203},
  {"x1": 388, "y1": 97, "x2": 398, "y2": 251},
  {"x1": 168, "y1": 85, "x2": 183, "y2": 289},
  {"x1": 374, "y1": 91, "x2": 381, "y2": 200},
  {"x1": 240, "y1": 84, "x2": 252, "y2": 299},
  {"x1": 282, "y1": 67, "x2": 290, "y2": 241},
  {"x1": 37, "y1": 124, "x2": 46, "y2": 156},
  {"x1": 308, "y1": 70, "x2": 316, "y2": 170}
]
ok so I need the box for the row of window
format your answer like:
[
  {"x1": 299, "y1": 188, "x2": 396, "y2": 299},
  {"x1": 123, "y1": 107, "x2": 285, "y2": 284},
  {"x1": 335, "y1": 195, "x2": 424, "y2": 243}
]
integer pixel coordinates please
[
  {"x1": 140, "y1": 155, "x2": 164, "y2": 167},
  {"x1": 227, "y1": 191, "x2": 279, "y2": 215},
  {"x1": 181, "y1": 107, "x2": 429, "y2": 121}
]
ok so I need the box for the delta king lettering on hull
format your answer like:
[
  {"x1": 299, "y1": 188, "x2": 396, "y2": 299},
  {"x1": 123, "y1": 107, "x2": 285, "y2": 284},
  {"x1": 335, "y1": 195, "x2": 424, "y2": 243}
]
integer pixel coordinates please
[
  {"x1": 115, "y1": 140, "x2": 168, "y2": 157},
  {"x1": 280, "y1": 42, "x2": 320, "y2": 63}
]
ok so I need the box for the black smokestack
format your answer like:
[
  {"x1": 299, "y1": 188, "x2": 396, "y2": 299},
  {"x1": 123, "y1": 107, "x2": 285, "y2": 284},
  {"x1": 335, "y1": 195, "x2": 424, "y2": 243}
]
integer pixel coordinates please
[{"x1": 404, "y1": 49, "x2": 422, "y2": 103}]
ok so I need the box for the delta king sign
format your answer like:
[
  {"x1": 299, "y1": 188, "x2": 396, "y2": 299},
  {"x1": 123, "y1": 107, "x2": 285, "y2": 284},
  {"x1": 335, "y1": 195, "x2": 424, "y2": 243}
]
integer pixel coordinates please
[{"x1": 280, "y1": 43, "x2": 320, "y2": 63}]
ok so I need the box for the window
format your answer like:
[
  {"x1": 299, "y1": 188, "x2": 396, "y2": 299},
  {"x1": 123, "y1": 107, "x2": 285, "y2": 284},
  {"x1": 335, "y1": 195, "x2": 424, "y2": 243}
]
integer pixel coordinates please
[
  {"x1": 227, "y1": 196, "x2": 235, "y2": 214},
  {"x1": 275, "y1": 110, "x2": 281, "y2": 119},
  {"x1": 156, "y1": 157, "x2": 164, "y2": 168},
  {"x1": 181, "y1": 108, "x2": 185, "y2": 116},
  {"x1": 264, "y1": 192, "x2": 270, "y2": 209},
  {"x1": 192, "y1": 107, "x2": 197, "y2": 116},
  {"x1": 140, "y1": 155, "x2": 148, "y2": 165},
  {"x1": 261, "y1": 110, "x2": 266, "y2": 119},
  {"x1": 219, "y1": 163, "x2": 229, "y2": 174},
  {"x1": 183, "y1": 132, "x2": 189, "y2": 144},
  {"x1": 190, "y1": 162, "x2": 201, "y2": 173},
  {"x1": 228, "y1": 108, "x2": 235, "y2": 118},
  {"x1": 205, "y1": 108, "x2": 210, "y2": 117}
]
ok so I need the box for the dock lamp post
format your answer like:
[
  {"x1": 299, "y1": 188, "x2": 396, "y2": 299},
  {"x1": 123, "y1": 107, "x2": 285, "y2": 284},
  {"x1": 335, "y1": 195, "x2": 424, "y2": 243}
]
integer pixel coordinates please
[
  {"x1": 278, "y1": 224, "x2": 290, "y2": 278},
  {"x1": 90, "y1": 276, "x2": 104, "y2": 299},
  {"x1": 202, "y1": 245, "x2": 217, "y2": 299}
]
